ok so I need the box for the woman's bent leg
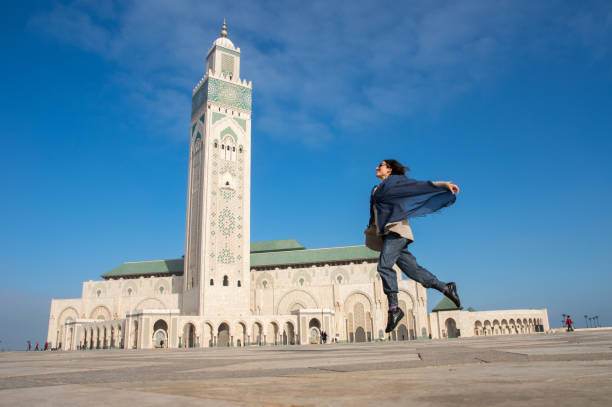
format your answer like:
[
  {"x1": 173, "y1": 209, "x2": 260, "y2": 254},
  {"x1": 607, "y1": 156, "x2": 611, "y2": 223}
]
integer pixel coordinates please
[
  {"x1": 377, "y1": 233, "x2": 409, "y2": 307},
  {"x1": 395, "y1": 248, "x2": 446, "y2": 292}
]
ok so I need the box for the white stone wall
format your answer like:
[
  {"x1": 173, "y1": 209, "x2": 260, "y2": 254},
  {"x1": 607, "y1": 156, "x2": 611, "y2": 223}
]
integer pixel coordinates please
[
  {"x1": 47, "y1": 275, "x2": 182, "y2": 348},
  {"x1": 47, "y1": 265, "x2": 550, "y2": 349},
  {"x1": 47, "y1": 261, "x2": 431, "y2": 348},
  {"x1": 429, "y1": 308, "x2": 550, "y2": 339},
  {"x1": 251, "y1": 261, "x2": 428, "y2": 343}
]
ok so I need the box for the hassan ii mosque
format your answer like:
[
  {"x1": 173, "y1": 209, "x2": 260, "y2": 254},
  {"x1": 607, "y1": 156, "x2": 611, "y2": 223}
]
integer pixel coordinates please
[{"x1": 47, "y1": 23, "x2": 550, "y2": 350}]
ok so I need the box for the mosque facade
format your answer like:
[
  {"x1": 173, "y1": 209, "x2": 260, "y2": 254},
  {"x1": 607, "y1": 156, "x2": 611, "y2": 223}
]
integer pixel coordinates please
[{"x1": 46, "y1": 25, "x2": 549, "y2": 350}]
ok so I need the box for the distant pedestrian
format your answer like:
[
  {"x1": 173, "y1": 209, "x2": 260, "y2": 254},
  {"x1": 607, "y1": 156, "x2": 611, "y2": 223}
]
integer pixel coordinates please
[
  {"x1": 27, "y1": 341, "x2": 31, "y2": 351},
  {"x1": 566, "y1": 315, "x2": 574, "y2": 332},
  {"x1": 321, "y1": 331, "x2": 327, "y2": 344},
  {"x1": 35, "y1": 343, "x2": 39, "y2": 351},
  {"x1": 365, "y1": 159, "x2": 461, "y2": 333},
  {"x1": 44, "y1": 342, "x2": 48, "y2": 351}
]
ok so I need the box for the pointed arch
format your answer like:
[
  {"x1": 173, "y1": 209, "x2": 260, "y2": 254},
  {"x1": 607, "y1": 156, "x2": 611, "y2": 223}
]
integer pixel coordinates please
[
  {"x1": 343, "y1": 291, "x2": 374, "y2": 313},
  {"x1": 211, "y1": 115, "x2": 245, "y2": 143},
  {"x1": 398, "y1": 289, "x2": 416, "y2": 309},
  {"x1": 134, "y1": 297, "x2": 167, "y2": 311},
  {"x1": 220, "y1": 126, "x2": 238, "y2": 143},
  {"x1": 57, "y1": 306, "x2": 79, "y2": 327},
  {"x1": 89, "y1": 305, "x2": 111, "y2": 320},
  {"x1": 275, "y1": 289, "x2": 319, "y2": 314}
]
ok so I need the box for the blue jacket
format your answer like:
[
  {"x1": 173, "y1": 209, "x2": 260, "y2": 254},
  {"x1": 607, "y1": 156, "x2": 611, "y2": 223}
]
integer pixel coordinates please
[{"x1": 369, "y1": 174, "x2": 456, "y2": 234}]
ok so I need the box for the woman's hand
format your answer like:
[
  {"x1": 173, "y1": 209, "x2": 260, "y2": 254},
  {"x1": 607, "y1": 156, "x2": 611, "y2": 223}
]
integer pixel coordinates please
[{"x1": 448, "y1": 182, "x2": 460, "y2": 194}]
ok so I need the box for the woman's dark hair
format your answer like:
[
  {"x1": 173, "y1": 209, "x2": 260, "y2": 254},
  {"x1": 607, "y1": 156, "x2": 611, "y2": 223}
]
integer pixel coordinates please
[{"x1": 383, "y1": 159, "x2": 409, "y2": 175}]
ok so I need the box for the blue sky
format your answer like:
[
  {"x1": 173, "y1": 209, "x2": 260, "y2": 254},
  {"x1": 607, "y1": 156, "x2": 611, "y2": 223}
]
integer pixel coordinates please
[{"x1": 1, "y1": 0, "x2": 611, "y2": 350}]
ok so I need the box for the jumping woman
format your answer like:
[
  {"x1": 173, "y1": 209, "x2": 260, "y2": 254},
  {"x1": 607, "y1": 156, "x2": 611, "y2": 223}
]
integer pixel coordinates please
[{"x1": 365, "y1": 159, "x2": 461, "y2": 333}]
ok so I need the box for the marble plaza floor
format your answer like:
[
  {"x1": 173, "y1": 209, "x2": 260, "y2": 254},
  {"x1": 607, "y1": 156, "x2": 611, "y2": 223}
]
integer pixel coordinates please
[{"x1": 1, "y1": 329, "x2": 612, "y2": 406}]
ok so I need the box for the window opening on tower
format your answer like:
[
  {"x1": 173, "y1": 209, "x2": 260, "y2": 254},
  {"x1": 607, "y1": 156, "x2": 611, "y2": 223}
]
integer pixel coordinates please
[{"x1": 222, "y1": 136, "x2": 237, "y2": 161}]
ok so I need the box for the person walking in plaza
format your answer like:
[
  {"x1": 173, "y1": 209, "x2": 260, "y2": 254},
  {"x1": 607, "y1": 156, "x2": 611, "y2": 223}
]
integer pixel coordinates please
[
  {"x1": 566, "y1": 315, "x2": 574, "y2": 332},
  {"x1": 365, "y1": 159, "x2": 461, "y2": 333}
]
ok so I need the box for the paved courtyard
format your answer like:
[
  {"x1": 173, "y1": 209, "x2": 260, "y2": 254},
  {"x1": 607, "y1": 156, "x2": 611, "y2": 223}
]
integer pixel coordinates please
[{"x1": 1, "y1": 329, "x2": 611, "y2": 406}]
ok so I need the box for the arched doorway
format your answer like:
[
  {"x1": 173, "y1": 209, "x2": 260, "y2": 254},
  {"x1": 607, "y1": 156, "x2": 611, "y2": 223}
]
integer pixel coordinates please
[
  {"x1": 474, "y1": 321, "x2": 482, "y2": 336},
  {"x1": 252, "y1": 322, "x2": 263, "y2": 345},
  {"x1": 445, "y1": 318, "x2": 459, "y2": 338},
  {"x1": 153, "y1": 319, "x2": 168, "y2": 348},
  {"x1": 397, "y1": 324, "x2": 409, "y2": 341},
  {"x1": 283, "y1": 322, "x2": 295, "y2": 345},
  {"x1": 184, "y1": 323, "x2": 196, "y2": 348},
  {"x1": 355, "y1": 327, "x2": 366, "y2": 342},
  {"x1": 493, "y1": 320, "x2": 501, "y2": 335},
  {"x1": 484, "y1": 320, "x2": 492, "y2": 335},
  {"x1": 218, "y1": 323, "x2": 230, "y2": 347},
  {"x1": 353, "y1": 302, "x2": 367, "y2": 343},
  {"x1": 309, "y1": 318, "x2": 321, "y2": 344}
]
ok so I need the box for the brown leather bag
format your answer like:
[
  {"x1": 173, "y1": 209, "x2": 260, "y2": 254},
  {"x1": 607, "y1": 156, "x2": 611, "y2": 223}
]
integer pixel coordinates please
[{"x1": 364, "y1": 225, "x2": 382, "y2": 252}]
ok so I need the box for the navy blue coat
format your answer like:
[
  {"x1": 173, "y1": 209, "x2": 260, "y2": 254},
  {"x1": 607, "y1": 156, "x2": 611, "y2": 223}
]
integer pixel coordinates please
[{"x1": 369, "y1": 174, "x2": 456, "y2": 234}]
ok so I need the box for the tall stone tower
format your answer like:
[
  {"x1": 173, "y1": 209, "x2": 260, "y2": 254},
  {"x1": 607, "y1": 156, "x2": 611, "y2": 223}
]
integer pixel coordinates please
[{"x1": 183, "y1": 20, "x2": 252, "y2": 317}]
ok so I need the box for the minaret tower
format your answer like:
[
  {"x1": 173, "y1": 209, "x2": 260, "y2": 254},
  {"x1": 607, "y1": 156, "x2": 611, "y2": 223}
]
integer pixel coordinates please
[{"x1": 183, "y1": 20, "x2": 252, "y2": 317}]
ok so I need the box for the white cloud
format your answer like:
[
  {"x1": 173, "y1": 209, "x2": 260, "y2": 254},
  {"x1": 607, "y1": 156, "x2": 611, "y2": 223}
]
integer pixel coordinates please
[{"x1": 29, "y1": 0, "x2": 612, "y2": 145}]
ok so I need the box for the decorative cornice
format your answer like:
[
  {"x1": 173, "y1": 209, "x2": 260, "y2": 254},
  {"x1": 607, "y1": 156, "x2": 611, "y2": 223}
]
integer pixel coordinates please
[
  {"x1": 192, "y1": 68, "x2": 251, "y2": 96},
  {"x1": 207, "y1": 44, "x2": 241, "y2": 57},
  {"x1": 192, "y1": 70, "x2": 252, "y2": 116}
]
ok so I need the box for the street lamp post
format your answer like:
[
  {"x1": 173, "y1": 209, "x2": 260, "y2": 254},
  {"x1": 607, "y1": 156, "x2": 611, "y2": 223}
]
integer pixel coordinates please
[{"x1": 562, "y1": 314, "x2": 566, "y2": 329}]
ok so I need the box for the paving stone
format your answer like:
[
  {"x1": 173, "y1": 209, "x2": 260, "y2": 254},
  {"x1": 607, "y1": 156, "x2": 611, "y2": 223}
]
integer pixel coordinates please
[{"x1": 1, "y1": 330, "x2": 612, "y2": 406}]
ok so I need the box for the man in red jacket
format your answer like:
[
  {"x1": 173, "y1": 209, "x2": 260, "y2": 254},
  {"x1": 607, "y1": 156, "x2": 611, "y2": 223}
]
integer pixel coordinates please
[{"x1": 565, "y1": 315, "x2": 574, "y2": 332}]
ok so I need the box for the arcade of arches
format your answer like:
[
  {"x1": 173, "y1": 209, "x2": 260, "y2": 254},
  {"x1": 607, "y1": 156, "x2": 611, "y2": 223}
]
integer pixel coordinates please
[
  {"x1": 473, "y1": 318, "x2": 546, "y2": 336},
  {"x1": 430, "y1": 310, "x2": 550, "y2": 339},
  {"x1": 52, "y1": 300, "x2": 549, "y2": 350}
]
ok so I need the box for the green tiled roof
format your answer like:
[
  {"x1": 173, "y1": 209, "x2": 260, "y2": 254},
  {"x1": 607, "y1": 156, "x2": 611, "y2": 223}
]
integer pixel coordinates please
[
  {"x1": 101, "y1": 241, "x2": 380, "y2": 279},
  {"x1": 101, "y1": 259, "x2": 184, "y2": 279},
  {"x1": 432, "y1": 297, "x2": 461, "y2": 312},
  {"x1": 250, "y1": 239, "x2": 305, "y2": 253},
  {"x1": 250, "y1": 245, "x2": 379, "y2": 267}
]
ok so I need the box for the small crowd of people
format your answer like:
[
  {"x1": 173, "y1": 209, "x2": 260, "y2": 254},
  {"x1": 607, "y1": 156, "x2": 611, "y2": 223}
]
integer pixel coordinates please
[{"x1": 26, "y1": 341, "x2": 50, "y2": 351}]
